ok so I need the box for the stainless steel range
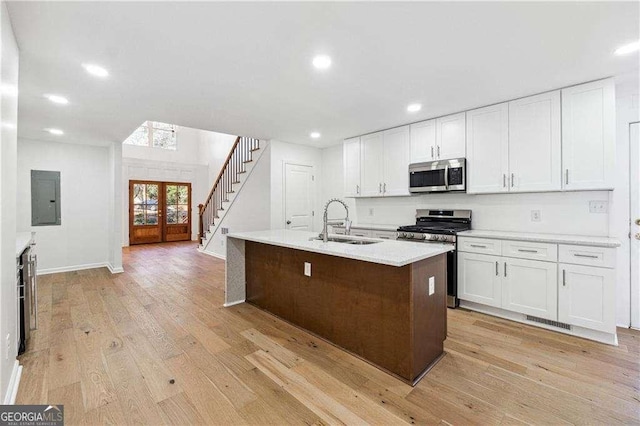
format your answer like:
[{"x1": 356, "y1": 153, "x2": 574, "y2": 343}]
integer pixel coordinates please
[{"x1": 397, "y1": 209, "x2": 472, "y2": 308}]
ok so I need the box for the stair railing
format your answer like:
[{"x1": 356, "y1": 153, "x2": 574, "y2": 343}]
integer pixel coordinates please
[{"x1": 198, "y1": 136, "x2": 260, "y2": 243}]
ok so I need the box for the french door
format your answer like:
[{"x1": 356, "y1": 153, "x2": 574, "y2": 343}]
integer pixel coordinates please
[{"x1": 129, "y1": 180, "x2": 192, "y2": 245}]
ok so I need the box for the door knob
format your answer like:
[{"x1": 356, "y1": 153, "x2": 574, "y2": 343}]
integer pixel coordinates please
[
  {"x1": 286, "y1": 220, "x2": 291, "y2": 225},
  {"x1": 636, "y1": 233, "x2": 640, "y2": 240},
  {"x1": 635, "y1": 218, "x2": 640, "y2": 226}
]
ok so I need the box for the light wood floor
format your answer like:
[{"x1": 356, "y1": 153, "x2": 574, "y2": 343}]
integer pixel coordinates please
[{"x1": 16, "y1": 241, "x2": 640, "y2": 425}]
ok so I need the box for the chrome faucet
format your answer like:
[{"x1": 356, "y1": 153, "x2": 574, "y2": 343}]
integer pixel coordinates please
[{"x1": 320, "y1": 198, "x2": 351, "y2": 242}]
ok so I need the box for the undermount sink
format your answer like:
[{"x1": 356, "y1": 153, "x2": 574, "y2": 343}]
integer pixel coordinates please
[{"x1": 310, "y1": 236, "x2": 381, "y2": 245}]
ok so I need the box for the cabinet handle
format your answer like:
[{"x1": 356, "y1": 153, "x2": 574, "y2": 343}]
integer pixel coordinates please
[
  {"x1": 379, "y1": 183, "x2": 382, "y2": 193},
  {"x1": 503, "y1": 174, "x2": 506, "y2": 188},
  {"x1": 574, "y1": 253, "x2": 598, "y2": 259},
  {"x1": 356, "y1": 185, "x2": 360, "y2": 194},
  {"x1": 504, "y1": 262, "x2": 507, "y2": 277},
  {"x1": 431, "y1": 146, "x2": 434, "y2": 159},
  {"x1": 565, "y1": 169, "x2": 569, "y2": 185},
  {"x1": 437, "y1": 146, "x2": 441, "y2": 158},
  {"x1": 383, "y1": 183, "x2": 386, "y2": 193},
  {"x1": 470, "y1": 244, "x2": 487, "y2": 248},
  {"x1": 518, "y1": 249, "x2": 538, "y2": 253},
  {"x1": 495, "y1": 261, "x2": 499, "y2": 276},
  {"x1": 511, "y1": 173, "x2": 515, "y2": 187},
  {"x1": 562, "y1": 269, "x2": 566, "y2": 286}
]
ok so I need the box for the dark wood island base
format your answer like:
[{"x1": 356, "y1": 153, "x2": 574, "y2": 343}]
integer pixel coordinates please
[{"x1": 245, "y1": 241, "x2": 448, "y2": 385}]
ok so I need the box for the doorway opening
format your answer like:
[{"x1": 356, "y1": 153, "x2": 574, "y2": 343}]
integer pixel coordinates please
[
  {"x1": 129, "y1": 180, "x2": 192, "y2": 245},
  {"x1": 630, "y1": 122, "x2": 640, "y2": 329}
]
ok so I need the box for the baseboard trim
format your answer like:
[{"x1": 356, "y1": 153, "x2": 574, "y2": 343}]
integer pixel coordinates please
[
  {"x1": 107, "y1": 263, "x2": 124, "y2": 274},
  {"x1": 38, "y1": 262, "x2": 109, "y2": 275},
  {"x1": 223, "y1": 299, "x2": 245, "y2": 308},
  {"x1": 3, "y1": 361, "x2": 22, "y2": 404},
  {"x1": 197, "y1": 248, "x2": 226, "y2": 260}
]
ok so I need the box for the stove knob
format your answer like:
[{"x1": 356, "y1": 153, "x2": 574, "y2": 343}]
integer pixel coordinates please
[{"x1": 398, "y1": 232, "x2": 406, "y2": 239}]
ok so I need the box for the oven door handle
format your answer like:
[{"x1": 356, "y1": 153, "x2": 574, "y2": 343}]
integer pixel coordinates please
[{"x1": 444, "y1": 165, "x2": 449, "y2": 189}]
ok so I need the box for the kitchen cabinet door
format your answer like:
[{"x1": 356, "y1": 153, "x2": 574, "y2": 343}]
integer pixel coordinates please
[
  {"x1": 458, "y1": 252, "x2": 502, "y2": 307},
  {"x1": 465, "y1": 103, "x2": 509, "y2": 194},
  {"x1": 382, "y1": 125, "x2": 410, "y2": 196},
  {"x1": 343, "y1": 137, "x2": 361, "y2": 197},
  {"x1": 502, "y1": 258, "x2": 558, "y2": 320},
  {"x1": 558, "y1": 264, "x2": 616, "y2": 333},
  {"x1": 410, "y1": 119, "x2": 436, "y2": 163},
  {"x1": 360, "y1": 132, "x2": 384, "y2": 197},
  {"x1": 561, "y1": 79, "x2": 615, "y2": 190},
  {"x1": 508, "y1": 91, "x2": 561, "y2": 192},
  {"x1": 436, "y1": 112, "x2": 466, "y2": 160}
]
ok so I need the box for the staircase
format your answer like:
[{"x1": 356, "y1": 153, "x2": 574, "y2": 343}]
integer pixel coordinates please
[{"x1": 198, "y1": 136, "x2": 261, "y2": 246}]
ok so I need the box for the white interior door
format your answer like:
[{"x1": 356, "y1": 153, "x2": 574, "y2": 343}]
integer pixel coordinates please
[
  {"x1": 631, "y1": 122, "x2": 640, "y2": 328},
  {"x1": 284, "y1": 163, "x2": 314, "y2": 230}
]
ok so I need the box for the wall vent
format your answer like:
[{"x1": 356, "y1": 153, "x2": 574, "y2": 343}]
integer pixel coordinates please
[
  {"x1": 221, "y1": 227, "x2": 229, "y2": 235},
  {"x1": 525, "y1": 315, "x2": 571, "y2": 330}
]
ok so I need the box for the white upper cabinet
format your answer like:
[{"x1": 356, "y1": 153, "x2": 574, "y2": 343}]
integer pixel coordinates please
[
  {"x1": 409, "y1": 119, "x2": 436, "y2": 163},
  {"x1": 466, "y1": 103, "x2": 509, "y2": 194},
  {"x1": 561, "y1": 79, "x2": 615, "y2": 190},
  {"x1": 508, "y1": 91, "x2": 561, "y2": 192},
  {"x1": 360, "y1": 132, "x2": 384, "y2": 197},
  {"x1": 382, "y1": 125, "x2": 411, "y2": 196},
  {"x1": 436, "y1": 112, "x2": 466, "y2": 160},
  {"x1": 343, "y1": 137, "x2": 361, "y2": 197}
]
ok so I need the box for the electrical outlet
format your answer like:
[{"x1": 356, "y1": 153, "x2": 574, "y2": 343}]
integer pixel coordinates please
[
  {"x1": 589, "y1": 201, "x2": 608, "y2": 214},
  {"x1": 304, "y1": 262, "x2": 311, "y2": 277},
  {"x1": 428, "y1": 277, "x2": 435, "y2": 296},
  {"x1": 531, "y1": 210, "x2": 541, "y2": 222},
  {"x1": 368, "y1": 208, "x2": 374, "y2": 216}
]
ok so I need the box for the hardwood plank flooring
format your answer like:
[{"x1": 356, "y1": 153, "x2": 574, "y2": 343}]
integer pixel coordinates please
[{"x1": 15, "y1": 241, "x2": 640, "y2": 425}]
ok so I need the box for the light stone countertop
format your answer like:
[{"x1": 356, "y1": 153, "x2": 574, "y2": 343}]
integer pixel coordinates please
[
  {"x1": 16, "y1": 232, "x2": 33, "y2": 257},
  {"x1": 458, "y1": 230, "x2": 620, "y2": 248},
  {"x1": 227, "y1": 229, "x2": 452, "y2": 267}
]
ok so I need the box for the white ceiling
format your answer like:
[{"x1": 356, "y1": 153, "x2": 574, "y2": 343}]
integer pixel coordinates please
[{"x1": 7, "y1": 1, "x2": 640, "y2": 148}]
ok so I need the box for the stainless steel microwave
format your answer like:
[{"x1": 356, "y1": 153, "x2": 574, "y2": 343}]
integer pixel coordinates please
[{"x1": 409, "y1": 158, "x2": 466, "y2": 193}]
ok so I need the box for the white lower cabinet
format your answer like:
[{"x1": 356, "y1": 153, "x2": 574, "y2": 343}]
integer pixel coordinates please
[
  {"x1": 458, "y1": 252, "x2": 502, "y2": 307},
  {"x1": 558, "y1": 263, "x2": 616, "y2": 333},
  {"x1": 503, "y1": 258, "x2": 557, "y2": 320}
]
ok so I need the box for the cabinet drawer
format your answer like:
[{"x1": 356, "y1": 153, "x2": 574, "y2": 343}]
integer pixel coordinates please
[
  {"x1": 559, "y1": 244, "x2": 615, "y2": 268},
  {"x1": 457, "y1": 237, "x2": 501, "y2": 255},
  {"x1": 502, "y1": 240, "x2": 557, "y2": 262},
  {"x1": 332, "y1": 227, "x2": 346, "y2": 235},
  {"x1": 371, "y1": 230, "x2": 397, "y2": 240},
  {"x1": 351, "y1": 229, "x2": 372, "y2": 238}
]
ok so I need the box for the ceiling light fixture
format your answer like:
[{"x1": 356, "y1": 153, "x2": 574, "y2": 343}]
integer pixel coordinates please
[
  {"x1": 614, "y1": 40, "x2": 640, "y2": 55},
  {"x1": 407, "y1": 103, "x2": 422, "y2": 113},
  {"x1": 45, "y1": 94, "x2": 69, "y2": 105},
  {"x1": 82, "y1": 63, "x2": 109, "y2": 78},
  {"x1": 310, "y1": 132, "x2": 321, "y2": 139},
  {"x1": 45, "y1": 128, "x2": 64, "y2": 135},
  {"x1": 0, "y1": 84, "x2": 18, "y2": 97},
  {"x1": 312, "y1": 55, "x2": 332, "y2": 70}
]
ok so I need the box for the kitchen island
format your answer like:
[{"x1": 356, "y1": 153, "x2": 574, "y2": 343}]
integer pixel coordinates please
[{"x1": 225, "y1": 229, "x2": 453, "y2": 384}]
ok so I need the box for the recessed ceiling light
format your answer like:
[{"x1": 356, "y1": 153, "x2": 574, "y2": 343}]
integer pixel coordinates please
[
  {"x1": 407, "y1": 103, "x2": 422, "y2": 113},
  {"x1": 45, "y1": 94, "x2": 69, "y2": 105},
  {"x1": 615, "y1": 40, "x2": 640, "y2": 55},
  {"x1": 82, "y1": 63, "x2": 109, "y2": 78},
  {"x1": 2, "y1": 122, "x2": 15, "y2": 129},
  {"x1": 45, "y1": 128, "x2": 64, "y2": 135},
  {"x1": 312, "y1": 55, "x2": 332, "y2": 70},
  {"x1": 310, "y1": 132, "x2": 321, "y2": 139},
  {"x1": 0, "y1": 84, "x2": 17, "y2": 97}
]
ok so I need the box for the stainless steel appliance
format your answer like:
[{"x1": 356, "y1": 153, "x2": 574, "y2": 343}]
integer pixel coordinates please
[
  {"x1": 409, "y1": 158, "x2": 466, "y2": 193},
  {"x1": 18, "y1": 243, "x2": 37, "y2": 354},
  {"x1": 397, "y1": 209, "x2": 472, "y2": 308}
]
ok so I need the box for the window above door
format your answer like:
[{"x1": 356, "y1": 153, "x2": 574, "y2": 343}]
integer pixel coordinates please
[{"x1": 123, "y1": 121, "x2": 177, "y2": 150}]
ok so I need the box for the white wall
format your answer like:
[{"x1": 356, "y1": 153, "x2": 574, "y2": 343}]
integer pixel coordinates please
[
  {"x1": 17, "y1": 139, "x2": 111, "y2": 273},
  {"x1": 108, "y1": 143, "x2": 123, "y2": 272},
  {"x1": 270, "y1": 140, "x2": 323, "y2": 231},
  {"x1": 0, "y1": 2, "x2": 19, "y2": 403},
  {"x1": 121, "y1": 127, "x2": 235, "y2": 245},
  {"x1": 611, "y1": 73, "x2": 639, "y2": 327},
  {"x1": 320, "y1": 75, "x2": 639, "y2": 327},
  {"x1": 206, "y1": 143, "x2": 272, "y2": 258}
]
